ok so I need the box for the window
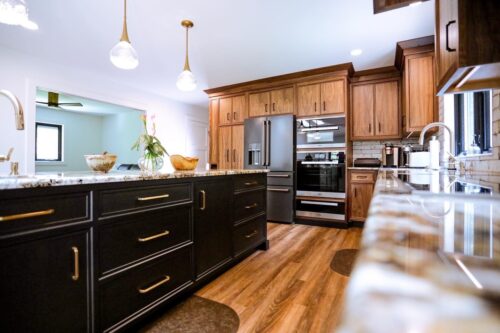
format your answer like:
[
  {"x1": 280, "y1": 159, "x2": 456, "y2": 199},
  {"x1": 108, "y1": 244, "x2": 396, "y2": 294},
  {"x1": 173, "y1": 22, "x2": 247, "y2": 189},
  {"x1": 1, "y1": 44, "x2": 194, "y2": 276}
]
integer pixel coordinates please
[
  {"x1": 454, "y1": 90, "x2": 492, "y2": 155},
  {"x1": 35, "y1": 122, "x2": 62, "y2": 161}
]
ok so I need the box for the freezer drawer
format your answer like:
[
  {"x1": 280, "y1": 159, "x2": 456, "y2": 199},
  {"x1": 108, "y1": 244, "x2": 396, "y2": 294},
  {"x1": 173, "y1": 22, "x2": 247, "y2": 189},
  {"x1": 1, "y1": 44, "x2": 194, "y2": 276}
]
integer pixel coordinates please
[{"x1": 267, "y1": 185, "x2": 294, "y2": 223}]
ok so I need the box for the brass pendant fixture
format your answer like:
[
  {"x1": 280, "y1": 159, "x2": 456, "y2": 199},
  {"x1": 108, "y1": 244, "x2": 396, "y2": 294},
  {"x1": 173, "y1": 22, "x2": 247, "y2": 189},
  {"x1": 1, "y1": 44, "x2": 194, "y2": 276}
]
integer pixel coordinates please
[
  {"x1": 176, "y1": 19, "x2": 197, "y2": 92},
  {"x1": 109, "y1": 0, "x2": 139, "y2": 70}
]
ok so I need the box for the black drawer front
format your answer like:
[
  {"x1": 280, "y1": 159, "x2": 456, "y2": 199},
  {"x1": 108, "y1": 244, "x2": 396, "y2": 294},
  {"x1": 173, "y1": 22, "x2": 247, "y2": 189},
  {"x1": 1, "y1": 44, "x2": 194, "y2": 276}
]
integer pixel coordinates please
[
  {"x1": 234, "y1": 190, "x2": 265, "y2": 222},
  {"x1": 98, "y1": 205, "x2": 192, "y2": 275},
  {"x1": 0, "y1": 192, "x2": 90, "y2": 236},
  {"x1": 267, "y1": 172, "x2": 294, "y2": 186},
  {"x1": 100, "y1": 246, "x2": 192, "y2": 331},
  {"x1": 99, "y1": 183, "x2": 191, "y2": 217},
  {"x1": 233, "y1": 215, "x2": 266, "y2": 256},
  {"x1": 234, "y1": 174, "x2": 266, "y2": 192}
]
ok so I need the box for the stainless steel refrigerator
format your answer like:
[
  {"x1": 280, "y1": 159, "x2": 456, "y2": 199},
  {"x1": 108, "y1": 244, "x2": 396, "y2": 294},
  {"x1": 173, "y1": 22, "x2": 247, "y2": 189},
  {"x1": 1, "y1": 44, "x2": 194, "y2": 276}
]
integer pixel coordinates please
[{"x1": 244, "y1": 114, "x2": 295, "y2": 223}]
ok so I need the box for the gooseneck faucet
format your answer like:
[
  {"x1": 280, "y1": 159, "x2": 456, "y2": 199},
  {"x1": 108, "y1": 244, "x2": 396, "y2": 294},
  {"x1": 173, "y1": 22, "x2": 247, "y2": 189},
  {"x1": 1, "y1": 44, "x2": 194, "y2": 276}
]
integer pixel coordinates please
[
  {"x1": 419, "y1": 122, "x2": 462, "y2": 171},
  {"x1": 0, "y1": 89, "x2": 25, "y2": 165}
]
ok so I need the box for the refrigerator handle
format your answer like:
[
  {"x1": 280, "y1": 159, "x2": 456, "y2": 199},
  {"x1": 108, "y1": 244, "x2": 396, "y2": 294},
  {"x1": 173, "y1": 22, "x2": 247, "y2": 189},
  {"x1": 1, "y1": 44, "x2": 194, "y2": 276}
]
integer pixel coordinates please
[
  {"x1": 262, "y1": 120, "x2": 268, "y2": 166},
  {"x1": 266, "y1": 120, "x2": 271, "y2": 167}
]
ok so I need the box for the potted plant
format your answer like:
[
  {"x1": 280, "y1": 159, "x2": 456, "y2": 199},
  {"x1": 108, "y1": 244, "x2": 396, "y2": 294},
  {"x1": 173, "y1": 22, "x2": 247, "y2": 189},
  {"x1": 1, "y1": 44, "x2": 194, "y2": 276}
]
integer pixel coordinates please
[{"x1": 132, "y1": 114, "x2": 168, "y2": 173}]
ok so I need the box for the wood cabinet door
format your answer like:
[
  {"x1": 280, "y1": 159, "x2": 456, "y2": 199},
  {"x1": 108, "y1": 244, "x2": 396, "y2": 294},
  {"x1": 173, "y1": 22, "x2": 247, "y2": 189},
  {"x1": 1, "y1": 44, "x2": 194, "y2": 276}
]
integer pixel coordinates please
[
  {"x1": 0, "y1": 232, "x2": 89, "y2": 333},
  {"x1": 351, "y1": 84, "x2": 374, "y2": 139},
  {"x1": 321, "y1": 79, "x2": 345, "y2": 115},
  {"x1": 194, "y1": 178, "x2": 232, "y2": 279},
  {"x1": 209, "y1": 99, "x2": 219, "y2": 165},
  {"x1": 350, "y1": 183, "x2": 373, "y2": 221},
  {"x1": 231, "y1": 125, "x2": 244, "y2": 169},
  {"x1": 219, "y1": 97, "x2": 233, "y2": 126},
  {"x1": 232, "y1": 95, "x2": 247, "y2": 124},
  {"x1": 249, "y1": 91, "x2": 270, "y2": 117},
  {"x1": 374, "y1": 81, "x2": 400, "y2": 138},
  {"x1": 218, "y1": 126, "x2": 232, "y2": 169},
  {"x1": 297, "y1": 84, "x2": 321, "y2": 117},
  {"x1": 436, "y1": 0, "x2": 458, "y2": 84},
  {"x1": 405, "y1": 53, "x2": 436, "y2": 132},
  {"x1": 271, "y1": 87, "x2": 294, "y2": 115}
]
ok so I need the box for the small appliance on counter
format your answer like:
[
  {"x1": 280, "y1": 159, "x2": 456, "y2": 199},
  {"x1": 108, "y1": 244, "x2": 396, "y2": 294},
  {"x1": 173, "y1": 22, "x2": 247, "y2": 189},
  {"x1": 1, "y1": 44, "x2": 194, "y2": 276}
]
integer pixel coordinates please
[
  {"x1": 353, "y1": 158, "x2": 381, "y2": 168},
  {"x1": 382, "y1": 144, "x2": 400, "y2": 168}
]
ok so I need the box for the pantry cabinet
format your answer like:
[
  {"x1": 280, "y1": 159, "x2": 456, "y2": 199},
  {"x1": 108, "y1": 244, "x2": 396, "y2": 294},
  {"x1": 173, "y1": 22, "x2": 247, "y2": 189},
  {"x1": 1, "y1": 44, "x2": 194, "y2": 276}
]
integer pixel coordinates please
[
  {"x1": 209, "y1": 98, "x2": 219, "y2": 166},
  {"x1": 218, "y1": 125, "x2": 244, "y2": 169}
]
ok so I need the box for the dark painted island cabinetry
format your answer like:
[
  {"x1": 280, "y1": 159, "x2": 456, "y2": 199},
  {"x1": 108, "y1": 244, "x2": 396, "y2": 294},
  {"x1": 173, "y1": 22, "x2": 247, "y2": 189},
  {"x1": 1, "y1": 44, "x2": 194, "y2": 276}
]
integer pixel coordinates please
[{"x1": 0, "y1": 172, "x2": 267, "y2": 333}]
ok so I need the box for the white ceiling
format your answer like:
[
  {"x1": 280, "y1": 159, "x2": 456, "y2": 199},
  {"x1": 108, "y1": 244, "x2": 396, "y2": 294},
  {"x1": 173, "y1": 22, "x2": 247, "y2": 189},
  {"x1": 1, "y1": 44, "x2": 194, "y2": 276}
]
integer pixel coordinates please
[{"x1": 0, "y1": 0, "x2": 435, "y2": 108}]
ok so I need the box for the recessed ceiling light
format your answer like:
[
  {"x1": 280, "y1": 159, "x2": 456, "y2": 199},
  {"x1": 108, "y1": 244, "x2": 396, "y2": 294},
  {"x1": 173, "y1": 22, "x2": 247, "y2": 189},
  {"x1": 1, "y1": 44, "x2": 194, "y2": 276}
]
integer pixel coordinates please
[
  {"x1": 409, "y1": 1, "x2": 423, "y2": 7},
  {"x1": 350, "y1": 49, "x2": 363, "y2": 56}
]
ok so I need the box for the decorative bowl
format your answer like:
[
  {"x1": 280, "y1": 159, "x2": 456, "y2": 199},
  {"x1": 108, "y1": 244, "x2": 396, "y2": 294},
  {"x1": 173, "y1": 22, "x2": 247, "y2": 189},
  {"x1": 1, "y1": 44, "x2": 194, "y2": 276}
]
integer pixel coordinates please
[
  {"x1": 169, "y1": 155, "x2": 199, "y2": 171},
  {"x1": 84, "y1": 152, "x2": 117, "y2": 173}
]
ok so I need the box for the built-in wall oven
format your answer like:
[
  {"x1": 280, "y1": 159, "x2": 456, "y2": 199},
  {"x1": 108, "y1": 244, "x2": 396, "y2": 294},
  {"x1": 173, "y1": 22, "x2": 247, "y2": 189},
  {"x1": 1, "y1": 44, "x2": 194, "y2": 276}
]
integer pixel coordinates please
[{"x1": 296, "y1": 116, "x2": 345, "y2": 149}]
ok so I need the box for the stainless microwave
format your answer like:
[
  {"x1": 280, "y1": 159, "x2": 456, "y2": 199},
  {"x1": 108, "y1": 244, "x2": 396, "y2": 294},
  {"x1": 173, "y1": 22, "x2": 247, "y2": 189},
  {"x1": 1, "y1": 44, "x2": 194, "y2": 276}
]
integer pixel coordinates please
[{"x1": 296, "y1": 116, "x2": 346, "y2": 149}]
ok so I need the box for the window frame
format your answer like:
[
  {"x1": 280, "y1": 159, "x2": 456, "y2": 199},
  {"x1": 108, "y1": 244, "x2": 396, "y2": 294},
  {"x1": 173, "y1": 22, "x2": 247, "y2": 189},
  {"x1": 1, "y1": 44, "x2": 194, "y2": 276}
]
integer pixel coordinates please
[{"x1": 35, "y1": 122, "x2": 63, "y2": 162}]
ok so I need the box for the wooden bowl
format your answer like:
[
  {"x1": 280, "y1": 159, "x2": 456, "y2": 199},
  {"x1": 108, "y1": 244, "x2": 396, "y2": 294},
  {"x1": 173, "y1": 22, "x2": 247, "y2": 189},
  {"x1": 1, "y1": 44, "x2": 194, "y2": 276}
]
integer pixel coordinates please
[
  {"x1": 169, "y1": 155, "x2": 199, "y2": 171},
  {"x1": 84, "y1": 153, "x2": 117, "y2": 173}
]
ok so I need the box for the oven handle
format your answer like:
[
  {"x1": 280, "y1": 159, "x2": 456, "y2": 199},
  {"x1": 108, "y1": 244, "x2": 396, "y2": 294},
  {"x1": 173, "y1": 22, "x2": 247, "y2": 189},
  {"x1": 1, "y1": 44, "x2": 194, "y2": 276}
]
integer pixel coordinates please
[
  {"x1": 300, "y1": 126, "x2": 340, "y2": 132},
  {"x1": 300, "y1": 201, "x2": 339, "y2": 207},
  {"x1": 300, "y1": 161, "x2": 340, "y2": 165}
]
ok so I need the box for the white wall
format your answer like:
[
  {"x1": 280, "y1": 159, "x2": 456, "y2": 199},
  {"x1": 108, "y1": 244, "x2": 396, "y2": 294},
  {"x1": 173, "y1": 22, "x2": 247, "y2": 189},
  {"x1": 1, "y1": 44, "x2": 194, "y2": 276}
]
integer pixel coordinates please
[
  {"x1": 0, "y1": 47, "x2": 207, "y2": 175},
  {"x1": 102, "y1": 112, "x2": 143, "y2": 166}
]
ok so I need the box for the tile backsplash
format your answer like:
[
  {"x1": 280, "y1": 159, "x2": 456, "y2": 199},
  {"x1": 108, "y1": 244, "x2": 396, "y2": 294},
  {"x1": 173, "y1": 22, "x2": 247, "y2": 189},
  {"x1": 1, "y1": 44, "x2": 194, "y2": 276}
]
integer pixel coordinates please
[{"x1": 352, "y1": 138, "x2": 420, "y2": 161}]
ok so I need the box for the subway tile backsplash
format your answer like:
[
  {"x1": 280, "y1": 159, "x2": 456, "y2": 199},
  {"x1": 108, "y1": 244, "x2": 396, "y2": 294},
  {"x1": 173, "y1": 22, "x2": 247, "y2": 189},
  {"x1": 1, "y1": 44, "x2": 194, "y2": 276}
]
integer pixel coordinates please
[{"x1": 352, "y1": 139, "x2": 420, "y2": 161}]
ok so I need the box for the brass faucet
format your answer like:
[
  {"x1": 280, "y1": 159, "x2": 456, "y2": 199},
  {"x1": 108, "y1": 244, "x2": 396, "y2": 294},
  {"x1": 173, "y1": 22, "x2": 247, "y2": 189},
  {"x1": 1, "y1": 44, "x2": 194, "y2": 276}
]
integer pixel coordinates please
[{"x1": 0, "y1": 90, "x2": 24, "y2": 167}]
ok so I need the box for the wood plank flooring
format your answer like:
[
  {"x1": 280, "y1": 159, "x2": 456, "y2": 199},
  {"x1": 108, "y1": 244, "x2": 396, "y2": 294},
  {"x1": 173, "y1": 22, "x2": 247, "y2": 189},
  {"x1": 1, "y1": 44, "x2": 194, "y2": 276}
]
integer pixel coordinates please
[{"x1": 196, "y1": 223, "x2": 363, "y2": 333}]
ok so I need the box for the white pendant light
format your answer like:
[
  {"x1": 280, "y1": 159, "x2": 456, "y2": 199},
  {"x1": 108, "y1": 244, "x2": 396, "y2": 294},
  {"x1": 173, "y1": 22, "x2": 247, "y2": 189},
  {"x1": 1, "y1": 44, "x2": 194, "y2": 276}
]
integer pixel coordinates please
[
  {"x1": 0, "y1": 0, "x2": 38, "y2": 30},
  {"x1": 176, "y1": 20, "x2": 197, "y2": 92},
  {"x1": 110, "y1": 0, "x2": 138, "y2": 70}
]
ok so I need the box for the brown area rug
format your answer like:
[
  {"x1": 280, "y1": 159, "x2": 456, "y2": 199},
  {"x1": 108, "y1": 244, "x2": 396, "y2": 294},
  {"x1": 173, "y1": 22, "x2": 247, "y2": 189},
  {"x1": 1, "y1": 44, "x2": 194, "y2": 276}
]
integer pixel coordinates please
[
  {"x1": 140, "y1": 296, "x2": 239, "y2": 333},
  {"x1": 330, "y1": 249, "x2": 359, "y2": 277}
]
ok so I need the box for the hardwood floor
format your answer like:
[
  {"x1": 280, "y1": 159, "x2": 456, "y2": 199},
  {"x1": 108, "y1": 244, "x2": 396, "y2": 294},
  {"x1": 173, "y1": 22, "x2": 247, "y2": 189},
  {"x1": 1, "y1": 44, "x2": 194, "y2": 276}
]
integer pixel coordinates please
[{"x1": 196, "y1": 223, "x2": 363, "y2": 333}]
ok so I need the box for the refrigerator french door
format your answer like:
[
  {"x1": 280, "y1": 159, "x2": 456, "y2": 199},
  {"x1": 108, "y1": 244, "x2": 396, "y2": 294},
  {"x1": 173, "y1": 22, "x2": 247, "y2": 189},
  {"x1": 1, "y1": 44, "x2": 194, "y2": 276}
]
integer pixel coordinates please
[{"x1": 244, "y1": 115, "x2": 296, "y2": 223}]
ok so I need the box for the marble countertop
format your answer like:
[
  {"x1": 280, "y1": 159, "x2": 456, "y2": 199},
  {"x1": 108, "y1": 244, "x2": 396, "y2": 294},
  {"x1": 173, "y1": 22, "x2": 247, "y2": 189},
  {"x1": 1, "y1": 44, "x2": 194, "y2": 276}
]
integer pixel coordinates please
[
  {"x1": 338, "y1": 169, "x2": 500, "y2": 332},
  {"x1": 0, "y1": 169, "x2": 268, "y2": 190},
  {"x1": 347, "y1": 166, "x2": 381, "y2": 171}
]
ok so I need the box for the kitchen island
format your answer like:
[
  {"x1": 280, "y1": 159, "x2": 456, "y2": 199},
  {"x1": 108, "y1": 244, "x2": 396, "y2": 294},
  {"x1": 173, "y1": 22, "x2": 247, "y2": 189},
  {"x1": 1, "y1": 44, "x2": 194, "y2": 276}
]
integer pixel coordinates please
[
  {"x1": 338, "y1": 169, "x2": 500, "y2": 332},
  {"x1": 0, "y1": 170, "x2": 268, "y2": 333}
]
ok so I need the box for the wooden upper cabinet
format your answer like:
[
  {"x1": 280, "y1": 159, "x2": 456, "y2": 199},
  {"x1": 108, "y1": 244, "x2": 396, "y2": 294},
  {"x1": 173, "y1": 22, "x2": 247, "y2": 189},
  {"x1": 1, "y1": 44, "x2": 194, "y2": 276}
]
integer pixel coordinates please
[
  {"x1": 435, "y1": 0, "x2": 500, "y2": 94},
  {"x1": 219, "y1": 97, "x2": 232, "y2": 126},
  {"x1": 297, "y1": 84, "x2": 321, "y2": 117},
  {"x1": 218, "y1": 126, "x2": 232, "y2": 169},
  {"x1": 321, "y1": 80, "x2": 345, "y2": 115},
  {"x1": 271, "y1": 87, "x2": 294, "y2": 115},
  {"x1": 404, "y1": 52, "x2": 436, "y2": 132},
  {"x1": 374, "y1": 81, "x2": 400, "y2": 138},
  {"x1": 351, "y1": 84, "x2": 374, "y2": 139},
  {"x1": 209, "y1": 99, "x2": 219, "y2": 165},
  {"x1": 232, "y1": 95, "x2": 247, "y2": 124},
  {"x1": 231, "y1": 125, "x2": 244, "y2": 169},
  {"x1": 249, "y1": 91, "x2": 270, "y2": 117}
]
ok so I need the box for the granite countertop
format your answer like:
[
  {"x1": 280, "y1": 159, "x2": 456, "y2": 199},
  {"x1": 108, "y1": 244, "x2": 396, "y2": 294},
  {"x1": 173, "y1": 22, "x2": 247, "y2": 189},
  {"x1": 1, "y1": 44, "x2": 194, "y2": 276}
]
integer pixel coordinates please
[
  {"x1": 0, "y1": 169, "x2": 268, "y2": 190},
  {"x1": 348, "y1": 166, "x2": 381, "y2": 171},
  {"x1": 338, "y1": 169, "x2": 500, "y2": 333}
]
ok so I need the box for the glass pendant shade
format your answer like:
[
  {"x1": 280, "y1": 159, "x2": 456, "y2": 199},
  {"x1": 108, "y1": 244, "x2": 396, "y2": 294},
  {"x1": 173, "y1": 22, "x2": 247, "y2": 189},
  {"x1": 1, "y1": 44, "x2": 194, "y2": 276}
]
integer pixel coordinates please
[
  {"x1": 110, "y1": 41, "x2": 138, "y2": 70},
  {"x1": 0, "y1": 0, "x2": 38, "y2": 30},
  {"x1": 176, "y1": 70, "x2": 197, "y2": 92}
]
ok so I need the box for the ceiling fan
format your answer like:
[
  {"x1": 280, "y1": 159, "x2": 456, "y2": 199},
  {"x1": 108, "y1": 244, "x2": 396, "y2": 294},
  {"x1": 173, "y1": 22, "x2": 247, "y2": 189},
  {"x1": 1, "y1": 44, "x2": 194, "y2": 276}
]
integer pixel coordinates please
[{"x1": 36, "y1": 92, "x2": 83, "y2": 109}]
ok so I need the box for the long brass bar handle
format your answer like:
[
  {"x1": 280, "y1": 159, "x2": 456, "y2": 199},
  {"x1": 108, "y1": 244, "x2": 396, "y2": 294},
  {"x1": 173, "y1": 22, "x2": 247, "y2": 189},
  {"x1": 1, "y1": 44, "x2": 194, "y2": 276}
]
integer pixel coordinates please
[
  {"x1": 138, "y1": 275, "x2": 171, "y2": 294},
  {"x1": 200, "y1": 190, "x2": 206, "y2": 210},
  {"x1": 245, "y1": 230, "x2": 258, "y2": 239},
  {"x1": 71, "y1": 246, "x2": 79, "y2": 281},
  {"x1": 137, "y1": 194, "x2": 170, "y2": 202},
  {"x1": 0, "y1": 208, "x2": 55, "y2": 222},
  {"x1": 245, "y1": 203, "x2": 258, "y2": 209},
  {"x1": 244, "y1": 181, "x2": 258, "y2": 186},
  {"x1": 138, "y1": 230, "x2": 170, "y2": 242}
]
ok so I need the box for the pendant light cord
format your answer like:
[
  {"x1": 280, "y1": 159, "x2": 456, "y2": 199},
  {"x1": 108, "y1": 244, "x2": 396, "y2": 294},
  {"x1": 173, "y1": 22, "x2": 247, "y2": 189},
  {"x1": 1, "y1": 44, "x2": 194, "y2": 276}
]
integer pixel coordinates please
[
  {"x1": 184, "y1": 26, "x2": 191, "y2": 71},
  {"x1": 120, "y1": 0, "x2": 130, "y2": 42}
]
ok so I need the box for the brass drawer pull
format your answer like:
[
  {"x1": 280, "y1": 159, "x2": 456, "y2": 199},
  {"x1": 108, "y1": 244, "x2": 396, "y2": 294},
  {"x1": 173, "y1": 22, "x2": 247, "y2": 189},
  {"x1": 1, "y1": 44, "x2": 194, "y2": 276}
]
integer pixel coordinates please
[
  {"x1": 355, "y1": 176, "x2": 368, "y2": 179},
  {"x1": 0, "y1": 208, "x2": 55, "y2": 222},
  {"x1": 137, "y1": 194, "x2": 170, "y2": 202},
  {"x1": 71, "y1": 246, "x2": 79, "y2": 281},
  {"x1": 245, "y1": 203, "x2": 258, "y2": 209},
  {"x1": 245, "y1": 230, "x2": 258, "y2": 239},
  {"x1": 244, "y1": 181, "x2": 258, "y2": 186},
  {"x1": 200, "y1": 190, "x2": 206, "y2": 210},
  {"x1": 138, "y1": 230, "x2": 170, "y2": 242},
  {"x1": 138, "y1": 275, "x2": 171, "y2": 294}
]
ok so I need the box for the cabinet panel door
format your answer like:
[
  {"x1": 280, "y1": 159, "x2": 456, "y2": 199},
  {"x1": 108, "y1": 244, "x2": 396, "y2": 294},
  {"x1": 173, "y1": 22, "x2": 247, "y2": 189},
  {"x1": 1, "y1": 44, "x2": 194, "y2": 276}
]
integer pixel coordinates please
[
  {"x1": 406, "y1": 54, "x2": 436, "y2": 131},
  {"x1": 297, "y1": 84, "x2": 321, "y2": 117},
  {"x1": 218, "y1": 126, "x2": 232, "y2": 169},
  {"x1": 436, "y1": 0, "x2": 459, "y2": 84},
  {"x1": 209, "y1": 99, "x2": 219, "y2": 165},
  {"x1": 351, "y1": 84, "x2": 374, "y2": 139},
  {"x1": 0, "y1": 232, "x2": 89, "y2": 333},
  {"x1": 350, "y1": 183, "x2": 373, "y2": 221},
  {"x1": 374, "y1": 81, "x2": 400, "y2": 138},
  {"x1": 232, "y1": 95, "x2": 247, "y2": 124},
  {"x1": 249, "y1": 91, "x2": 270, "y2": 117},
  {"x1": 219, "y1": 97, "x2": 233, "y2": 126},
  {"x1": 321, "y1": 80, "x2": 345, "y2": 115},
  {"x1": 271, "y1": 87, "x2": 294, "y2": 115},
  {"x1": 231, "y1": 125, "x2": 244, "y2": 169},
  {"x1": 194, "y1": 178, "x2": 233, "y2": 279}
]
